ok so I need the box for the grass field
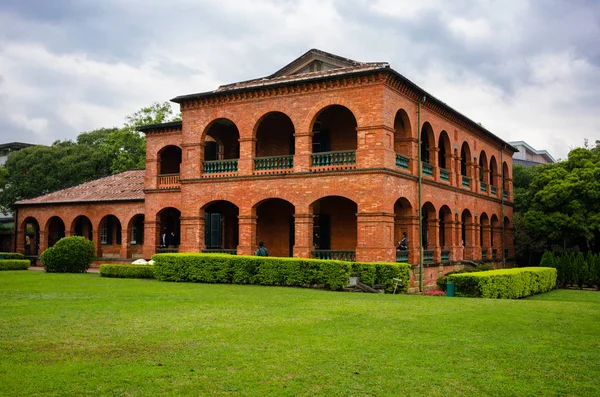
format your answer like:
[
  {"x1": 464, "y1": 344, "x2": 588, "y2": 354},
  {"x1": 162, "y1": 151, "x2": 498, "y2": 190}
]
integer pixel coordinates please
[{"x1": 1, "y1": 271, "x2": 599, "y2": 396}]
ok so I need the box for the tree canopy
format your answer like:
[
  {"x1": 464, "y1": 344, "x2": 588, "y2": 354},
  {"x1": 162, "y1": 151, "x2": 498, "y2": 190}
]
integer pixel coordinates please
[{"x1": 0, "y1": 102, "x2": 179, "y2": 213}]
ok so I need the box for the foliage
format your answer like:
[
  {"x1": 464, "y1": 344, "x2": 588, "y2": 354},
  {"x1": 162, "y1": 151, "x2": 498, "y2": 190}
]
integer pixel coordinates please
[
  {"x1": 152, "y1": 253, "x2": 411, "y2": 293},
  {"x1": 99, "y1": 264, "x2": 155, "y2": 279},
  {"x1": 40, "y1": 236, "x2": 95, "y2": 273},
  {"x1": 542, "y1": 250, "x2": 600, "y2": 290},
  {"x1": 0, "y1": 102, "x2": 178, "y2": 212},
  {"x1": 447, "y1": 267, "x2": 557, "y2": 298},
  {"x1": 0, "y1": 259, "x2": 30, "y2": 270},
  {"x1": 0, "y1": 252, "x2": 25, "y2": 260},
  {"x1": 422, "y1": 289, "x2": 446, "y2": 296},
  {"x1": 2, "y1": 272, "x2": 600, "y2": 396},
  {"x1": 436, "y1": 264, "x2": 494, "y2": 291}
]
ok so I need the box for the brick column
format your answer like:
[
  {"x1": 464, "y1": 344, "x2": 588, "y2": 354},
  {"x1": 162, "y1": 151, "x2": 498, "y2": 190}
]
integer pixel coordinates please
[
  {"x1": 356, "y1": 212, "x2": 395, "y2": 262},
  {"x1": 294, "y1": 132, "x2": 312, "y2": 173},
  {"x1": 452, "y1": 214, "x2": 463, "y2": 262},
  {"x1": 481, "y1": 224, "x2": 491, "y2": 260},
  {"x1": 182, "y1": 142, "x2": 204, "y2": 180},
  {"x1": 429, "y1": 147, "x2": 440, "y2": 181},
  {"x1": 120, "y1": 229, "x2": 130, "y2": 258},
  {"x1": 237, "y1": 138, "x2": 255, "y2": 176},
  {"x1": 395, "y1": 137, "x2": 417, "y2": 174},
  {"x1": 464, "y1": 221, "x2": 477, "y2": 260},
  {"x1": 237, "y1": 215, "x2": 257, "y2": 256},
  {"x1": 444, "y1": 153, "x2": 454, "y2": 184},
  {"x1": 356, "y1": 126, "x2": 389, "y2": 169},
  {"x1": 145, "y1": 158, "x2": 159, "y2": 190},
  {"x1": 293, "y1": 213, "x2": 313, "y2": 258},
  {"x1": 38, "y1": 230, "x2": 47, "y2": 255},
  {"x1": 427, "y1": 217, "x2": 441, "y2": 262},
  {"x1": 454, "y1": 154, "x2": 461, "y2": 188},
  {"x1": 473, "y1": 161, "x2": 480, "y2": 193},
  {"x1": 142, "y1": 221, "x2": 158, "y2": 259},
  {"x1": 179, "y1": 216, "x2": 204, "y2": 253},
  {"x1": 15, "y1": 220, "x2": 25, "y2": 254},
  {"x1": 92, "y1": 228, "x2": 102, "y2": 258}
]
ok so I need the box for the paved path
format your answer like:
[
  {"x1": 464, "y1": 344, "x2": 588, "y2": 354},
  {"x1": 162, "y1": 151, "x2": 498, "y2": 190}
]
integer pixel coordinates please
[{"x1": 29, "y1": 266, "x2": 100, "y2": 273}]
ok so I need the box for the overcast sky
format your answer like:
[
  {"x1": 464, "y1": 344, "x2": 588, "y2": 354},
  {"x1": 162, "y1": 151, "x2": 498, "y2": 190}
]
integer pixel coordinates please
[{"x1": 1, "y1": 0, "x2": 598, "y2": 160}]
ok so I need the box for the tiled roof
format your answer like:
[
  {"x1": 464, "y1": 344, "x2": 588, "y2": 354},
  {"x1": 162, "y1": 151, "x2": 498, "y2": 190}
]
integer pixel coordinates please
[{"x1": 15, "y1": 170, "x2": 145, "y2": 205}]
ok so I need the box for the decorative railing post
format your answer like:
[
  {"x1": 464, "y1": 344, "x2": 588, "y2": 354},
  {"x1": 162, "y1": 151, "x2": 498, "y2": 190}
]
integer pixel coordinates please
[
  {"x1": 311, "y1": 151, "x2": 356, "y2": 168},
  {"x1": 203, "y1": 159, "x2": 239, "y2": 175}
]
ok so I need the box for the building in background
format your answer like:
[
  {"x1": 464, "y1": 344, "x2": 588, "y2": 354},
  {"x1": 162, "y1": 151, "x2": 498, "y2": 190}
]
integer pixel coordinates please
[
  {"x1": 509, "y1": 141, "x2": 556, "y2": 167},
  {"x1": 0, "y1": 142, "x2": 34, "y2": 251}
]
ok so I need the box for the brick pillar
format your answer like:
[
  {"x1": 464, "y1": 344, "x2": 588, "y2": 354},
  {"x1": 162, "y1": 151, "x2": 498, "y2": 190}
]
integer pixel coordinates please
[
  {"x1": 464, "y1": 221, "x2": 477, "y2": 260},
  {"x1": 120, "y1": 229, "x2": 130, "y2": 258},
  {"x1": 92, "y1": 228, "x2": 102, "y2": 258},
  {"x1": 294, "y1": 132, "x2": 312, "y2": 173},
  {"x1": 428, "y1": 217, "x2": 441, "y2": 262},
  {"x1": 473, "y1": 162, "x2": 480, "y2": 193},
  {"x1": 443, "y1": 218, "x2": 454, "y2": 260},
  {"x1": 237, "y1": 138, "x2": 255, "y2": 176},
  {"x1": 65, "y1": 229, "x2": 74, "y2": 237},
  {"x1": 395, "y1": 137, "x2": 417, "y2": 174},
  {"x1": 16, "y1": 220, "x2": 25, "y2": 254},
  {"x1": 481, "y1": 224, "x2": 491, "y2": 259},
  {"x1": 38, "y1": 230, "x2": 47, "y2": 255},
  {"x1": 182, "y1": 142, "x2": 204, "y2": 180},
  {"x1": 444, "y1": 153, "x2": 454, "y2": 184},
  {"x1": 293, "y1": 213, "x2": 313, "y2": 258},
  {"x1": 454, "y1": 154, "x2": 461, "y2": 188},
  {"x1": 356, "y1": 126, "x2": 389, "y2": 169},
  {"x1": 356, "y1": 212, "x2": 395, "y2": 262},
  {"x1": 472, "y1": 216, "x2": 482, "y2": 259},
  {"x1": 179, "y1": 216, "x2": 204, "y2": 253},
  {"x1": 145, "y1": 158, "x2": 159, "y2": 190},
  {"x1": 452, "y1": 214, "x2": 463, "y2": 262},
  {"x1": 142, "y1": 221, "x2": 158, "y2": 259},
  {"x1": 429, "y1": 147, "x2": 440, "y2": 181},
  {"x1": 237, "y1": 215, "x2": 257, "y2": 256}
]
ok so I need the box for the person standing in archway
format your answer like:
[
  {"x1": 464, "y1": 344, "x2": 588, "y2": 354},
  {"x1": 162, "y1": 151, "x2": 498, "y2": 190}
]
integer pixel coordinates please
[{"x1": 255, "y1": 241, "x2": 269, "y2": 256}]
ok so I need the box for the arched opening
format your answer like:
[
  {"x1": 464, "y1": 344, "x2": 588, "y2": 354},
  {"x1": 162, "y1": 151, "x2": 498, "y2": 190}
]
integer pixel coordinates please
[
  {"x1": 503, "y1": 162, "x2": 510, "y2": 196},
  {"x1": 461, "y1": 209, "x2": 473, "y2": 258},
  {"x1": 128, "y1": 214, "x2": 145, "y2": 258},
  {"x1": 393, "y1": 109, "x2": 412, "y2": 168},
  {"x1": 439, "y1": 205, "x2": 452, "y2": 249},
  {"x1": 438, "y1": 131, "x2": 451, "y2": 170},
  {"x1": 421, "y1": 202, "x2": 436, "y2": 249},
  {"x1": 255, "y1": 198, "x2": 295, "y2": 257},
  {"x1": 203, "y1": 119, "x2": 240, "y2": 173},
  {"x1": 46, "y1": 216, "x2": 65, "y2": 248},
  {"x1": 420, "y1": 122, "x2": 434, "y2": 164},
  {"x1": 99, "y1": 215, "x2": 122, "y2": 257},
  {"x1": 203, "y1": 201, "x2": 239, "y2": 253},
  {"x1": 311, "y1": 105, "x2": 357, "y2": 155},
  {"x1": 21, "y1": 217, "x2": 40, "y2": 256},
  {"x1": 72, "y1": 215, "x2": 93, "y2": 240},
  {"x1": 490, "y1": 156, "x2": 499, "y2": 189},
  {"x1": 480, "y1": 213, "x2": 490, "y2": 259},
  {"x1": 159, "y1": 146, "x2": 182, "y2": 174},
  {"x1": 254, "y1": 112, "x2": 295, "y2": 170},
  {"x1": 394, "y1": 197, "x2": 413, "y2": 261},
  {"x1": 157, "y1": 208, "x2": 180, "y2": 251},
  {"x1": 479, "y1": 151, "x2": 489, "y2": 185},
  {"x1": 460, "y1": 142, "x2": 471, "y2": 177},
  {"x1": 310, "y1": 196, "x2": 357, "y2": 261}
]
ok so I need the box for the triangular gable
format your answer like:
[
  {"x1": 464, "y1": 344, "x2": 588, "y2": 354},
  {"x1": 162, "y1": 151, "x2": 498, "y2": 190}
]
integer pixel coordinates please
[{"x1": 270, "y1": 49, "x2": 362, "y2": 78}]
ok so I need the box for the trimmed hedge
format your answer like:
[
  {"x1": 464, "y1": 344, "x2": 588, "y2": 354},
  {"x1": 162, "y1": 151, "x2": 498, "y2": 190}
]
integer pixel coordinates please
[
  {"x1": 153, "y1": 253, "x2": 411, "y2": 293},
  {"x1": 0, "y1": 259, "x2": 30, "y2": 270},
  {"x1": 447, "y1": 267, "x2": 557, "y2": 299},
  {"x1": 99, "y1": 264, "x2": 155, "y2": 279},
  {"x1": 41, "y1": 236, "x2": 95, "y2": 273},
  {"x1": 0, "y1": 252, "x2": 25, "y2": 260},
  {"x1": 437, "y1": 264, "x2": 495, "y2": 291}
]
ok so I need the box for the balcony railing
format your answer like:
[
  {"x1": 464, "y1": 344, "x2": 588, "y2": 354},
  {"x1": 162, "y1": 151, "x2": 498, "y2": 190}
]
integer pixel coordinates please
[
  {"x1": 503, "y1": 189, "x2": 509, "y2": 199},
  {"x1": 491, "y1": 185, "x2": 497, "y2": 195},
  {"x1": 422, "y1": 162, "x2": 434, "y2": 177},
  {"x1": 396, "y1": 154, "x2": 410, "y2": 170},
  {"x1": 312, "y1": 250, "x2": 356, "y2": 262},
  {"x1": 157, "y1": 173, "x2": 180, "y2": 189},
  {"x1": 311, "y1": 151, "x2": 356, "y2": 167},
  {"x1": 423, "y1": 250, "x2": 434, "y2": 263},
  {"x1": 441, "y1": 250, "x2": 450, "y2": 262},
  {"x1": 440, "y1": 168, "x2": 450, "y2": 182},
  {"x1": 480, "y1": 181, "x2": 487, "y2": 192},
  {"x1": 203, "y1": 159, "x2": 238, "y2": 174},
  {"x1": 482, "y1": 249, "x2": 488, "y2": 260},
  {"x1": 254, "y1": 155, "x2": 293, "y2": 171},
  {"x1": 396, "y1": 250, "x2": 409, "y2": 263},
  {"x1": 492, "y1": 249, "x2": 497, "y2": 260},
  {"x1": 201, "y1": 249, "x2": 237, "y2": 255},
  {"x1": 462, "y1": 175, "x2": 471, "y2": 188}
]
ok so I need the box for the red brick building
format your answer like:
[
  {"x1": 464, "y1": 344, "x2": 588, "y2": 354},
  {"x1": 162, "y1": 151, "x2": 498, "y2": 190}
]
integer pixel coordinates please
[{"x1": 14, "y1": 49, "x2": 515, "y2": 288}]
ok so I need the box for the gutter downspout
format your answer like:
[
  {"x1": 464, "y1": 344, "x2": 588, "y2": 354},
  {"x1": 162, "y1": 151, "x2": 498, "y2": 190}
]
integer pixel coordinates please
[
  {"x1": 417, "y1": 97, "x2": 426, "y2": 292},
  {"x1": 501, "y1": 144, "x2": 506, "y2": 268}
]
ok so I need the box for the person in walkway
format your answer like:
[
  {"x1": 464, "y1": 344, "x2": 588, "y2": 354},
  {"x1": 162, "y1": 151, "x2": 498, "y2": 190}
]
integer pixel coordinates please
[
  {"x1": 160, "y1": 230, "x2": 167, "y2": 248},
  {"x1": 398, "y1": 232, "x2": 408, "y2": 251},
  {"x1": 255, "y1": 241, "x2": 269, "y2": 257},
  {"x1": 25, "y1": 234, "x2": 31, "y2": 255}
]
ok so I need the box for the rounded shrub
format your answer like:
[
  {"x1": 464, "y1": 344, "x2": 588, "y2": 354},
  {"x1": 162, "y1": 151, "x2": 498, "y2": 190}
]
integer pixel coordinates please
[{"x1": 41, "y1": 236, "x2": 95, "y2": 273}]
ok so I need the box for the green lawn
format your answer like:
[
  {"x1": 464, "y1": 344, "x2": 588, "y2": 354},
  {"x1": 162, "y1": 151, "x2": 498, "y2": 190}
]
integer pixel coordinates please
[{"x1": 1, "y1": 272, "x2": 599, "y2": 396}]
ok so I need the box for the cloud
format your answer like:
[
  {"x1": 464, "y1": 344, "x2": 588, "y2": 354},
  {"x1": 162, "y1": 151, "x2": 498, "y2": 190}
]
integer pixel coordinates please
[{"x1": 0, "y1": 0, "x2": 598, "y2": 159}]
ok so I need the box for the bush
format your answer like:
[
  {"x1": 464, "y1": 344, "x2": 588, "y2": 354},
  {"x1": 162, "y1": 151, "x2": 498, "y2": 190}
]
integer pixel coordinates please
[
  {"x1": 447, "y1": 267, "x2": 557, "y2": 299},
  {"x1": 0, "y1": 259, "x2": 30, "y2": 270},
  {"x1": 99, "y1": 264, "x2": 155, "y2": 279},
  {"x1": 0, "y1": 252, "x2": 25, "y2": 260},
  {"x1": 437, "y1": 264, "x2": 495, "y2": 291},
  {"x1": 152, "y1": 253, "x2": 411, "y2": 293},
  {"x1": 41, "y1": 236, "x2": 95, "y2": 273}
]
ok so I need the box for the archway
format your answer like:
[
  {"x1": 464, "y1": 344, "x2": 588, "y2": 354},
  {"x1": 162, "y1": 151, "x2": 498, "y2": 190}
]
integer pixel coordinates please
[
  {"x1": 255, "y1": 198, "x2": 295, "y2": 257},
  {"x1": 438, "y1": 131, "x2": 451, "y2": 170},
  {"x1": 490, "y1": 156, "x2": 499, "y2": 189},
  {"x1": 438, "y1": 205, "x2": 452, "y2": 249},
  {"x1": 421, "y1": 202, "x2": 436, "y2": 249},
  {"x1": 21, "y1": 217, "x2": 40, "y2": 256},
  {"x1": 393, "y1": 109, "x2": 412, "y2": 167},
  {"x1": 254, "y1": 112, "x2": 295, "y2": 170},
  {"x1": 480, "y1": 213, "x2": 490, "y2": 258},
  {"x1": 461, "y1": 209, "x2": 473, "y2": 258},
  {"x1": 157, "y1": 208, "x2": 181, "y2": 250},
  {"x1": 503, "y1": 161, "x2": 510, "y2": 196},
  {"x1": 158, "y1": 145, "x2": 182, "y2": 175},
  {"x1": 99, "y1": 215, "x2": 122, "y2": 257},
  {"x1": 128, "y1": 214, "x2": 145, "y2": 258},
  {"x1": 72, "y1": 215, "x2": 93, "y2": 240},
  {"x1": 311, "y1": 105, "x2": 357, "y2": 154},
  {"x1": 479, "y1": 151, "x2": 489, "y2": 186},
  {"x1": 420, "y1": 122, "x2": 435, "y2": 165},
  {"x1": 46, "y1": 216, "x2": 65, "y2": 248},
  {"x1": 310, "y1": 196, "x2": 357, "y2": 261},
  {"x1": 202, "y1": 201, "x2": 239, "y2": 252},
  {"x1": 203, "y1": 119, "x2": 240, "y2": 166}
]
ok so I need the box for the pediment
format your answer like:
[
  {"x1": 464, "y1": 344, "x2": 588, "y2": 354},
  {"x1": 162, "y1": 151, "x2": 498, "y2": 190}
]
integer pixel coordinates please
[{"x1": 270, "y1": 49, "x2": 360, "y2": 78}]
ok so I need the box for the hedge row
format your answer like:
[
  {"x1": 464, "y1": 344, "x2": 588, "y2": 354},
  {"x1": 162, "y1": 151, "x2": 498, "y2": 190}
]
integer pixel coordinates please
[
  {"x1": 0, "y1": 252, "x2": 25, "y2": 260},
  {"x1": 152, "y1": 253, "x2": 411, "y2": 292},
  {"x1": 436, "y1": 264, "x2": 495, "y2": 291},
  {"x1": 99, "y1": 264, "x2": 155, "y2": 279},
  {"x1": 541, "y1": 251, "x2": 600, "y2": 289},
  {"x1": 0, "y1": 259, "x2": 30, "y2": 271},
  {"x1": 447, "y1": 267, "x2": 557, "y2": 299}
]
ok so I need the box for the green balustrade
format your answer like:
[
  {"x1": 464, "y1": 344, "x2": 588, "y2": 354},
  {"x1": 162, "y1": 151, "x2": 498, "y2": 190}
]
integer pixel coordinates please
[
  {"x1": 491, "y1": 185, "x2": 497, "y2": 195},
  {"x1": 503, "y1": 189, "x2": 508, "y2": 198},
  {"x1": 422, "y1": 162, "x2": 434, "y2": 176},
  {"x1": 201, "y1": 249, "x2": 237, "y2": 255},
  {"x1": 254, "y1": 155, "x2": 293, "y2": 170},
  {"x1": 311, "y1": 151, "x2": 356, "y2": 167},
  {"x1": 312, "y1": 250, "x2": 356, "y2": 262},
  {"x1": 396, "y1": 154, "x2": 410, "y2": 170},
  {"x1": 203, "y1": 159, "x2": 238, "y2": 174},
  {"x1": 480, "y1": 182, "x2": 487, "y2": 192},
  {"x1": 396, "y1": 250, "x2": 409, "y2": 263},
  {"x1": 462, "y1": 175, "x2": 471, "y2": 187},
  {"x1": 441, "y1": 250, "x2": 450, "y2": 262},
  {"x1": 440, "y1": 168, "x2": 450, "y2": 181},
  {"x1": 423, "y1": 250, "x2": 434, "y2": 263}
]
